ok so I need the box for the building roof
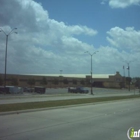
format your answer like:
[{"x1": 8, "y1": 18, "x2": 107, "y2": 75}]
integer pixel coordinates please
[{"x1": 23, "y1": 74, "x2": 115, "y2": 79}]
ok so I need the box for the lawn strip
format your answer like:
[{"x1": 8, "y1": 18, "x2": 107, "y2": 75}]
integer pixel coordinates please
[{"x1": 0, "y1": 95, "x2": 140, "y2": 112}]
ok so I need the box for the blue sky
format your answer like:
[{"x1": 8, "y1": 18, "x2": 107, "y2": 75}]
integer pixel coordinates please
[
  {"x1": 0, "y1": 0, "x2": 140, "y2": 77},
  {"x1": 35, "y1": 0, "x2": 140, "y2": 47}
]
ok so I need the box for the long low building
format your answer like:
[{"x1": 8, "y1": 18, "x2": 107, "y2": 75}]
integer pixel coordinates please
[{"x1": 0, "y1": 71, "x2": 123, "y2": 88}]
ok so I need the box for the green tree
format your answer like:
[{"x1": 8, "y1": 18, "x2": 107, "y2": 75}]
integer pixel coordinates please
[{"x1": 27, "y1": 78, "x2": 35, "y2": 87}]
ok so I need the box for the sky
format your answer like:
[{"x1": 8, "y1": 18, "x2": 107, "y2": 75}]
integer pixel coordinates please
[{"x1": 0, "y1": 0, "x2": 140, "y2": 77}]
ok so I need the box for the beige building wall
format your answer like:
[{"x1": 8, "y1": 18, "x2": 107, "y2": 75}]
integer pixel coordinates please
[{"x1": 0, "y1": 72, "x2": 123, "y2": 88}]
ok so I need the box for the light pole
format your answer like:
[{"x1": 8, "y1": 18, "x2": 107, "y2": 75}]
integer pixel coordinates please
[
  {"x1": 127, "y1": 62, "x2": 131, "y2": 91},
  {"x1": 85, "y1": 51, "x2": 98, "y2": 95},
  {"x1": 0, "y1": 28, "x2": 17, "y2": 89},
  {"x1": 60, "y1": 70, "x2": 63, "y2": 88},
  {"x1": 124, "y1": 60, "x2": 134, "y2": 91},
  {"x1": 60, "y1": 70, "x2": 63, "y2": 76},
  {"x1": 123, "y1": 65, "x2": 126, "y2": 88}
]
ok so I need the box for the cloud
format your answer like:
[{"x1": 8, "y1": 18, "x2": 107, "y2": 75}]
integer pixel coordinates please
[
  {"x1": 104, "y1": 27, "x2": 140, "y2": 76},
  {"x1": 101, "y1": 0, "x2": 108, "y2": 5},
  {"x1": 0, "y1": 0, "x2": 97, "y2": 74},
  {"x1": 108, "y1": 0, "x2": 140, "y2": 8},
  {"x1": 107, "y1": 27, "x2": 140, "y2": 52},
  {"x1": 0, "y1": 0, "x2": 139, "y2": 77}
]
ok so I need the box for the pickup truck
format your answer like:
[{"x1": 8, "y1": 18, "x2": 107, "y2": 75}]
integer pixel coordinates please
[{"x1": 68, "y1": 87, "x2": 89, "y2": 93}]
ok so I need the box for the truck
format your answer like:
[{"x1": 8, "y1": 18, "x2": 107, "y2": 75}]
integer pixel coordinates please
[
  {"x1": 68, "y1": 87, "x2": 89, "y2": 93},
  {"x1": 0, "y1": 86, "x2": 23, "y2": 94}
]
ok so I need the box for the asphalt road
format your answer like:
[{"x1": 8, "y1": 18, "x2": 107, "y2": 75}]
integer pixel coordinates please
[
  {"x1": 0, "y1": 99, "x2": 140, "y2": 140},
  {"x1": 0, "y1": 88, "x2": 139, "y2": 104}
]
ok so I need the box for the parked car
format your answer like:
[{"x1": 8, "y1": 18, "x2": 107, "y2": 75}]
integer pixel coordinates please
[
  {"x1": 23, "y1": 87, "x2": 34, "y2": 93},
  {"x1": 34, "y1": 86, "x2": 46, "y2": 94},
  {"x1": 68, "y1": 87, "x2": 89, "y2": 93},
  {"x1": 17, "y1": 87, "x2": 23, "y2": 94}
]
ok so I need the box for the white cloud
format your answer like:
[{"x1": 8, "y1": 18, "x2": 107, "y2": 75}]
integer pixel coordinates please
[
  {"x1": 0, "y1": 0, "x2": 140, "y2": 77},
  {"x1": 105, "y1": 27, "x2": 140, "y2": 77},
  {"x1": 107, "y1": 27, "x2": 140, "y2": 51},
  {"x1": 108, "y1": 0, "x2": 140, "y2": 8},
  {"x1": 101, "y1": 0, "x2": 108, "y2": 5},
  {"x1": 0, "y1": 0, "x2": 97, "y2": 75}
]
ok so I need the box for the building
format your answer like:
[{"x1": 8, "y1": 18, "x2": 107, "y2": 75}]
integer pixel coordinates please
[{"x1": 0, "y1": 71, "x2": 123, "y2": 88}]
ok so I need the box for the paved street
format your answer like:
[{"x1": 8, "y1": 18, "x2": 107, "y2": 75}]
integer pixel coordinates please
[
  {"x1": 0, "y1": 88, "x2": 139, "y2": 104},
  {"x1": 0, "y1": 98, "x2": 140, "y2": 140}
]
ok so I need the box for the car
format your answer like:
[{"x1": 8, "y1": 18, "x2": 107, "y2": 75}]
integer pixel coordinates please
[
  {"x1": 68, "y1": 87, "x2": 89, "y2": 93},
  {"x1": 34, "y1": 86, "x2": 46, "y2": 94}
]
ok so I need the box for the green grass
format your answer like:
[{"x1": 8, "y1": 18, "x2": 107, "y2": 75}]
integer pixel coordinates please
[{"x1": 0, "y1": 95, "x2": 140, "y2": 112}]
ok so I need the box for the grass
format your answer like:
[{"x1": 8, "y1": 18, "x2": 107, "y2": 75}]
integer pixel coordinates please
[{"x1": 0, "y1": 95, "x2": 140, "y2": 112}]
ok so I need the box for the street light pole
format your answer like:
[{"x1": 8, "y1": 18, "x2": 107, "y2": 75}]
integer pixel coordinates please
[
  {"x1": 124, "y1": 60, "x2": 134, "y2": 91},
  {"x1": 85, "y1": 51, "x2": 98, "y2": 95},
  {"x1": 0, "y1": 28, "x2": 17, "y2": 89},
  {"x1": 123, "y1": 65, "x2": 126, "y2": 88},
  {"x1": 60, "y1": 70, "x2": 63, "y2": 76},
  {"x1": 5, "y1": 35, "x2": 8, "y2": 88},
  {"x1": 127, "y1": 62, "x2": 130, "y2": 91}
]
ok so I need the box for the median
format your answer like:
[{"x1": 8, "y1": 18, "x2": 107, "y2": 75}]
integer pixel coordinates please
[{"x1": 0, "y1": 95, "x2": 140, "y2": 113}]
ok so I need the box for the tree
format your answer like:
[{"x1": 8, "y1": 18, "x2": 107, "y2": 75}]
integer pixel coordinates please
[
  {"x1": 40, "y1": 77, "x2": 47, "y2": 86},
  {"x1": 11, "y1": 78, "x2": 18, "y2": 86},
  {"x1": 27, "y1": 78, "x2": 35, "y2": 87}
]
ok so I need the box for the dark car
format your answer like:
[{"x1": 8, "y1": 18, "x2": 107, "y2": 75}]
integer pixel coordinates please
[
  {"x1": 34, "y1": 86, "x2": 46, "y2": 94},
  {"x1": 68, "y1": 87, "x2": 89, "y2": 93}
]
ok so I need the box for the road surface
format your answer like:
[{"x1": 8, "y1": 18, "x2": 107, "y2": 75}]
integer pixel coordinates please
[{"x1": 0, "y1": 98, "x2": 140, "y2": 140}]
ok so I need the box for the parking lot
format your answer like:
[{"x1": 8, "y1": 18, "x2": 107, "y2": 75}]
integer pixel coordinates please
[{"x1": 0, "y1": 87, "x2": 139, "y2": 105}]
